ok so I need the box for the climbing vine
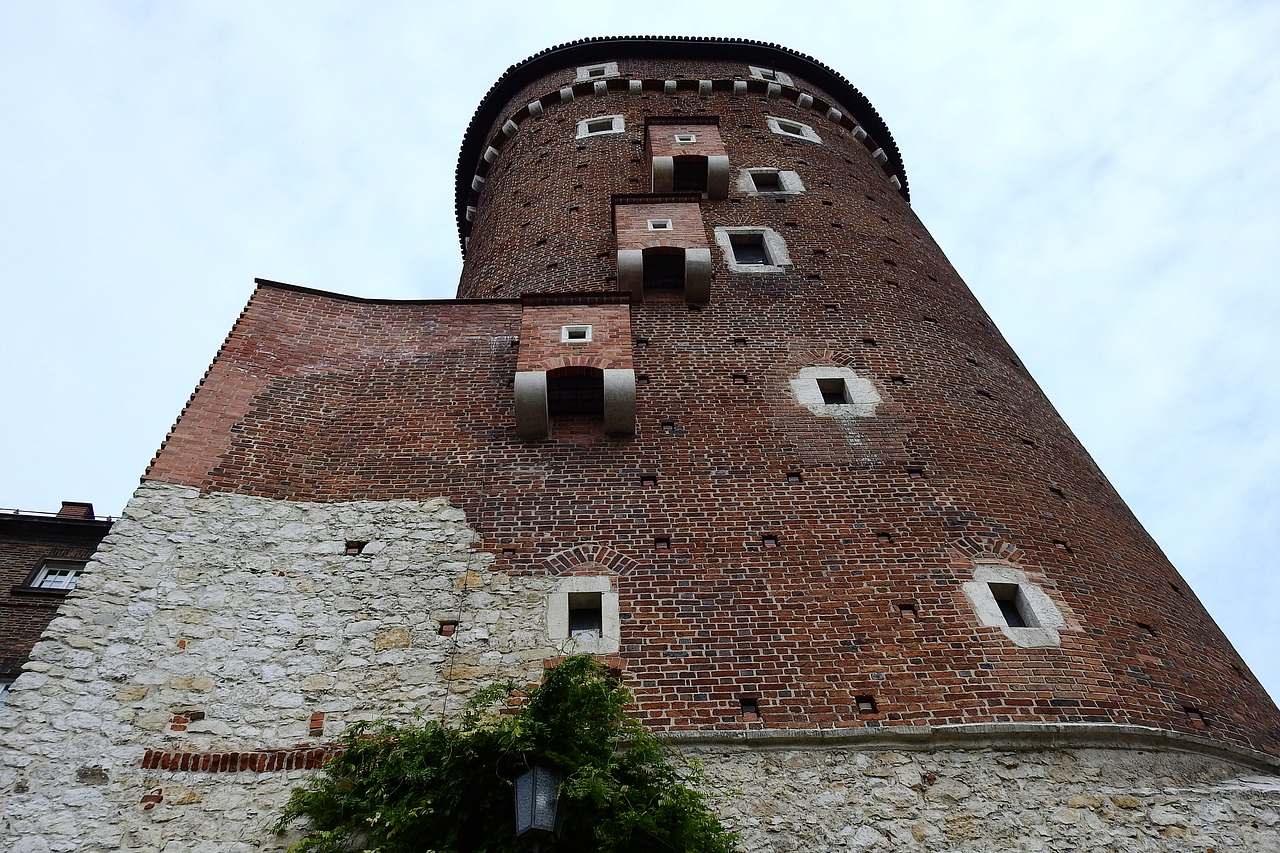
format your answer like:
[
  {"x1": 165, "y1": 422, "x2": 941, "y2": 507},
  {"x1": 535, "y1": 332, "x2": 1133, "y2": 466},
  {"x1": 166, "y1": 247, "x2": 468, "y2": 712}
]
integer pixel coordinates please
[{"x1": 276, "y1": 655, "x2": 738, "y2": 853}]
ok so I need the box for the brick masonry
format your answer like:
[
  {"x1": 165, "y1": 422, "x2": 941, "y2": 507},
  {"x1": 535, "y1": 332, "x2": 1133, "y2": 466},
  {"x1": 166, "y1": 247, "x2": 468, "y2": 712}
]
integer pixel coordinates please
[{"x1": 133, "y1": 51, "x2": 1280, "y2": 757}]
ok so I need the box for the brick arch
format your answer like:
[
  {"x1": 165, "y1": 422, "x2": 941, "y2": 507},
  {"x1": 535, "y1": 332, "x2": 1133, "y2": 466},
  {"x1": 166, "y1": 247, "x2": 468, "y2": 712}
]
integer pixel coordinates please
[
  {"x1": 787, "y1": 348, "x2": 863, "y2": 371},
  {"x1": 544, "y1": 543, "x2": 643, "y2": 576},
  {"x1": 537, "y1": 356, "x2": 616, "y2": 373},
  {"x1": 948, "y1": 534, "x2": 1025, "y2": 565}
]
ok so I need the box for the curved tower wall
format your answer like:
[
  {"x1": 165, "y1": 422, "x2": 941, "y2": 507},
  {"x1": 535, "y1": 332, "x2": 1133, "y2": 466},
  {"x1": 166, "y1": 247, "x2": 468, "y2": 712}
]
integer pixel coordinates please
[
  {"x1": 2, "y1": 37, "x2": 1279, "y2": 852},
  {"x1": 452, "y1": 41, "x2": 1280, "y2": 752}
]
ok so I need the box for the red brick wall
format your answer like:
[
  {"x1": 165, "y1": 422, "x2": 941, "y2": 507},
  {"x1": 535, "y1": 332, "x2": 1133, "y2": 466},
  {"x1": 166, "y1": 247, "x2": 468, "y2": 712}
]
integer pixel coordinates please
[
  {"x1": 144, "y1": 54, "x2": 1280, "y2": 757},
  {"x1": 614, "y1": 201, "x2": 705, "y2": 251},
  {"x1": 0, "y1": 517, "x2": 110, "y2": 675},
  {"x1": 517, "y1": 303, "x2": 632, "y2": 372},
  {"x1": 647, "y1": 120, "x2": 725, "y2": 159}
]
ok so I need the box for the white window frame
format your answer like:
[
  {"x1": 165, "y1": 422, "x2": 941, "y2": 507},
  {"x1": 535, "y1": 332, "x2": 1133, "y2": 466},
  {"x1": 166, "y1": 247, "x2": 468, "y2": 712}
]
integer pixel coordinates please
[
  {"x1": 29, "y1": 559, "x2": 85, "y2": 591},
  {"x1": 576, "y1": 115, "x2": 625, "y2": 139},
  {"x1": 738, "y1": 167, "x2": 806, "y2": 195},
  {"x1": 647, "y1": 218, "x2": 673, "y2": 231},
  {"x1": 674, "y1": 133, "x2": 697, "y2": 143},
  {"x1": 547, "y1": 576, "x2": 620, "y2": 654},
  {"x1": 714, "y1": 226, "x2": 792, "y2": 273},
  {"x1": 766, "y1": 116, "x2": 822, "y2": 144},
  {"x1": 576, "y1": 62, "x2": 619, "y2": 82},
  {"x1": 749, "y1": 66, "x2": 793, "y2": 86},
  {"x1": 962, "y1": 563, "x2": 1066, "y2": 648},
  {"x1": 561, "y1": 324, "x2": 593, "y2": 343},
  {"x1": 790, "y1": 366, "x2": 882, "y2": 417}
]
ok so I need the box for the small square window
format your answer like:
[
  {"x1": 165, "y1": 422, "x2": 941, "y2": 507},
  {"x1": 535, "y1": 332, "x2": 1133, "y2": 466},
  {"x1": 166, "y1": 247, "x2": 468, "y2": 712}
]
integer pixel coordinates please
[
  {"x1": 30, "y1": 559, "x2": 85, "y2": 591},
  {"x1": 576, "y1": 62, "x2": 619, "y2": 82},
  {"x1": 567, "y1": 592, "x2": 603, "y2": 638},
  {"x1": 729, "y1": 233, "x2": 768, "y2": 265},
  {"x1": 767, "y1": 117, "x2": 821, "y2": 144},
  {"x1": 989, "y1": 583, "x2": 1029, "y2": 628},
  {"x1": 856, "y1": 695, "x2": 878, "y2": 715},
  {"x1": 818, "y1": 378, "x2": 848, "y2": 405},
  {"x1": 748, "y1": 66, "x2": 793, "y2": 86},
  {"x1": 561, "y1": 325, "x2": 593, "y2": 343},
  {"x1": 577, "y1": 115, "x2": 624, "y2": 138},
  {"x1": 647, "y1": 219, "x2": 673, "y2": 231},
  {"x1": 750, "y1": 170, "x2": 781, "y2": 192},
  {"x1": 674, "y1": 133, "x2": 697, "y2": 143}
]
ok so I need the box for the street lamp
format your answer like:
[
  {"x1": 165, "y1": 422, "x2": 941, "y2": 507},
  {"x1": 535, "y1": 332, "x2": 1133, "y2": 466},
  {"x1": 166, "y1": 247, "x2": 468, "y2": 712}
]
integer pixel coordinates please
[{"x1": 514, "y1": 763, "x2": 562, "y2": 848}]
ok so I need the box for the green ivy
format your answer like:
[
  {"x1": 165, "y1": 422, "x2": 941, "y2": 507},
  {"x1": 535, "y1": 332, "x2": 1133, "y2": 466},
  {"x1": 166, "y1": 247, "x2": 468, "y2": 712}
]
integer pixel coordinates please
[{"x1": 276, "y1": 655, "x2": 739, "y2": 853}]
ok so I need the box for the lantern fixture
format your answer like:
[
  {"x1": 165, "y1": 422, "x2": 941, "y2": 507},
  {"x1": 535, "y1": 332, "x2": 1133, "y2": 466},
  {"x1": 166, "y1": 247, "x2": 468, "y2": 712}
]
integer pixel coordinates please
[{"x1": 514, "y1": 763, "x2": 562, "y2": 845}]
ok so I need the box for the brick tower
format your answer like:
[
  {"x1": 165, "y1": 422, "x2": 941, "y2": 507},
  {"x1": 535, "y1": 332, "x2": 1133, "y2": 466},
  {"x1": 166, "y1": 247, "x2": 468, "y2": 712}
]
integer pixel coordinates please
[{"x1": 2, "y1": 37, "x2": 1279, "y2": 851}]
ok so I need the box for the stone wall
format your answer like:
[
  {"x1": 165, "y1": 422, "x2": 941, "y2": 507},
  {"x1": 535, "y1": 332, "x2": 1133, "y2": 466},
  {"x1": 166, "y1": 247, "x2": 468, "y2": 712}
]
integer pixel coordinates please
[
  {"x1": 695, "y1": 739, "x2": 1280, "y2": 852},
  {"x1": 0, "y1": 482, "x2": 556, "y2": 851}
]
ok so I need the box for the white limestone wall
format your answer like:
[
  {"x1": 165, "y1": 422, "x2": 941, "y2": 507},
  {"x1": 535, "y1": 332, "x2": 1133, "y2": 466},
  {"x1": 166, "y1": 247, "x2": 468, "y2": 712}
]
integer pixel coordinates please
[
  {"x1": 0, "y1": 483, "x2": 557, "y2": 851},
  {"x1": 695, "y1": 741, "x2": 1280, "y2": 852}
]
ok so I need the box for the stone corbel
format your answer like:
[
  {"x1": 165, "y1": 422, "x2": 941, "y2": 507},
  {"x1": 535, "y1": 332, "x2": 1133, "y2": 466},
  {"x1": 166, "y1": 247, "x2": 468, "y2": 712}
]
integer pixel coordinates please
[
  {"x1": 602, "y1": 369, "x2": 637, "y2": 435},
  {"x1": 514, "y1": 371, "x2": 549, "y2": 440}
]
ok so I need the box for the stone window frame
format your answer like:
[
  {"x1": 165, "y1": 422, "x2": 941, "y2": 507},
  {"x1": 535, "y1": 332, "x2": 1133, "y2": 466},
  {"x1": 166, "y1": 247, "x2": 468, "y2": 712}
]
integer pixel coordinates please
[
  {"x1": 577, "y1": 115, "x2": 625, "y2": 139},
  {"x1": 21, "y1": 558, "x2": 85, "y2": 592},
  {"x1": 737, "y1": 167, "x2": 805, "y2": 196},
  {"x1": 790, "y1": 366, "x2": 882, "y2": 417},
  {"x1": 749, "y1": 65, "x2": 793, "y2": 86},
  {"x1": 576, "y1": 62, "x2": 619, "y2": 82},
  {"x1": 546, "y1": 575, "x2": 620, "y2": 654},
  {"x1": 766, "y1": 116, "x2": 822, "y2": 144},
  {"x1": 713, "y1": 226, "x2": 792, "y2": 274},
  {"x1": 962, "y1": 562, "x2": 1065, "y2": 648},
  {"x1": 646, "y1": 218, "x2": 673, "y2": 231},
  {"x1": 673, "y1": 133, "x2": 698, "y2": 143},
  {"x1": 560, "y1": 324, "x2": 593, "y2": 343}
]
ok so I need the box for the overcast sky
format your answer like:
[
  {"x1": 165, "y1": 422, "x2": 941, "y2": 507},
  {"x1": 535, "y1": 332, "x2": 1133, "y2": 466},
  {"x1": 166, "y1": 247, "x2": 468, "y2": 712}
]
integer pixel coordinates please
[{"x1": 2, "y1": 2, "x2": 1278, "y2": 702}]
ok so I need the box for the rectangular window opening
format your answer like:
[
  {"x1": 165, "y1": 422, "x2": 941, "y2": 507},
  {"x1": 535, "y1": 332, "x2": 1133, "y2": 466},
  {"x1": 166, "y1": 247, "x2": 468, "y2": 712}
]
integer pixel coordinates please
[
  {"x1": 674, "y1": 133, "x2": 697, "y2": 143},
  {"x1": 31, "y1": 560, "x2": 85, "y2": 591},
  {"x1": 856, "y1": 695, "x2": 878, "y2": 715},
  {"x1": 817, "y1": 378, "x2": 848, "y2": 405},
  {"x1": 761, "y1": 534, "x2": 779, "y2": 548},
  {"x1": 561, "y1": 325, "x2": 593, "y2": 343},
  {"x1": 672, "y1": 156, "x2": 708, "y2": 192},
  {"x1": 785, "y1": 471, "x2": 803, "y2": 484},
  {"x1": 639, "y1": 475, "x2": 658, "y2": 487},
  {"x1": 739, "y1": 696, "x2": 760, "y2": 719},
  {"x1": 643, "y1": 251, "x2": 685, "y2": 291},
  {"x1": 344, "y1": 540, "x2": 367, "y2": 556},
  {"x1": 898, "y1": 602, "x2": 918, "y2": 620},
  {"x1": 586, "y1": 118, "x2": 615, "y2": 134},
  {"x1": 567, "y1": 592, "x2": 604, "y2": 638},
  {"x1": 1184, "y1": 706, "x2": 1208, "y2": 728},
  {"x1": 989, "y1": 583, "x2": 1030, "y2": 628},
  {"x1": 653, "y1": 537, "x2": 671, "y2": 549},
  {"x1": 647, "y1": 218, "x2": 673, "y2": 231},
  {"x1": 729, "y1": 232, "x2": 768, "y2": 265},
  {"x1": 750, "y1": 170, "x2": 781, "y2": 192},
  {"x1": 438, "y1": 620, "x2": 459, "y2": 637}
]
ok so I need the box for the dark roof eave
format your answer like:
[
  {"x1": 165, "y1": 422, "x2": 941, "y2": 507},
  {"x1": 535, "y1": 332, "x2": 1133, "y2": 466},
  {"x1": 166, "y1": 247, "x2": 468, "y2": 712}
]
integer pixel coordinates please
[{"x1": 454, "y1": 36, "x2": 909, "y2": 253}]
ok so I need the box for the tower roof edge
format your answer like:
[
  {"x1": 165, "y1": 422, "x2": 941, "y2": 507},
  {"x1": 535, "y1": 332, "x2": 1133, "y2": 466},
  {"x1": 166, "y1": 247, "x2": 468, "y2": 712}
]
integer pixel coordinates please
[{"x1": 454, "y1": 35, "x2": 908, "y2": 254}]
